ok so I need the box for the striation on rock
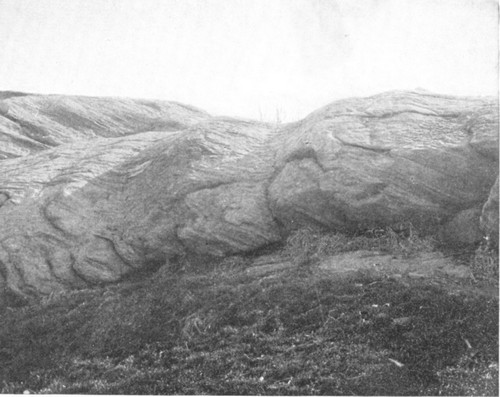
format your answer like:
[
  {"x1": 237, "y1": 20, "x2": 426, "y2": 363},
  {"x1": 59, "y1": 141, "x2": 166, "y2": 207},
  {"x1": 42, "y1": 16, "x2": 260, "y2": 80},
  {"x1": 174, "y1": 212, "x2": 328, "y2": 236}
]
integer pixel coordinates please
[
  {"x1": 0, "y1": 94, "x2": 211, "y2": 159},
  {"x1": 268, "y1": 91, "x2": 498, "y2": 232},
  {"x1": 0, "y1": 90, "x2": 497, "y2": 300}
]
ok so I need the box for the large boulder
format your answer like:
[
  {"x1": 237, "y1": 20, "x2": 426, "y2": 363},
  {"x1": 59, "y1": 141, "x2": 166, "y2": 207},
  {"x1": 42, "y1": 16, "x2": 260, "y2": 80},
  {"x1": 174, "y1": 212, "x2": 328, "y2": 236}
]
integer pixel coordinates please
[
  {"x1": 268, "y1": 91, "x2": 498, "y2": 232},
  {"x1": 0, "y1": 90, "x2": 497, "y2": 300},
  {"x1": 0, "y1": 114, "x2": 279, "y2": 297}
]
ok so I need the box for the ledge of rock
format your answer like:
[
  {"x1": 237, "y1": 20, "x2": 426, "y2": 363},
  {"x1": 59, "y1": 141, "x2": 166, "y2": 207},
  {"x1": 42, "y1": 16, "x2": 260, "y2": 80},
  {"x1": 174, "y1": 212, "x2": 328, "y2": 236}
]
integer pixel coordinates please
[{"x1": 0, "y1": 90, "x2": 497, "y2": 300}]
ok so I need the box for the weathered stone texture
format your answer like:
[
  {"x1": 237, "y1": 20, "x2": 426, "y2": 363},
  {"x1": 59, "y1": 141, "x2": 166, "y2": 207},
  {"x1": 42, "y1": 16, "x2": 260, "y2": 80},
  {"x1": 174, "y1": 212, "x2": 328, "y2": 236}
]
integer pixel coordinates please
[
  {"x1": 268, "y1": 91, "x2": 498, "y2": 232},
  {"x1": 0, "y1": 94, "x2": 210, "y2": 159},
  {"x1": 0, "y1": 91, "x2": 497, "y2": 299}
]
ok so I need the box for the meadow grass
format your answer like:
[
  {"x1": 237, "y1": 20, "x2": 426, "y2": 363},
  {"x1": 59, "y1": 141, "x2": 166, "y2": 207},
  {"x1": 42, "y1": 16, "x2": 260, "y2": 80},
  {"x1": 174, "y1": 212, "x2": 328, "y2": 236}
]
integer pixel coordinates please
[{"x1": 0, "y1": 227, "x2": 497, "y2": 395}]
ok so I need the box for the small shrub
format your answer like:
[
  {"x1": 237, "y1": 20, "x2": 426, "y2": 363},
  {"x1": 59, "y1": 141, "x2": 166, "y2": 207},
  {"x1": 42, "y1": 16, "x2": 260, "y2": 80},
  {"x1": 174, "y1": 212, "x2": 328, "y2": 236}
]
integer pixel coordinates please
[{"x1": 471, "y1": 243, "x2": 499, "y2": 282}]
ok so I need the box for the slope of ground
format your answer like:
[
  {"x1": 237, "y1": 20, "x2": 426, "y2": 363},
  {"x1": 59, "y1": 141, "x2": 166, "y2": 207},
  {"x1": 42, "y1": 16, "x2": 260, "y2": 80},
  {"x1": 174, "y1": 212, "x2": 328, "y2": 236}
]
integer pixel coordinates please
[{"x1": 0, "y1": 227, "x2": 497, "y2": 396}]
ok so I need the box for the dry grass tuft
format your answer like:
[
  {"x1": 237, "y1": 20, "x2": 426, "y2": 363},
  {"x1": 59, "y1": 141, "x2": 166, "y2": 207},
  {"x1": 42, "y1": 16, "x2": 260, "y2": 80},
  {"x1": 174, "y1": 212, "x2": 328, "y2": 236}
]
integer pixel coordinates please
[
  {"x1": 283, "y1": 223, "x2": 436, "y2": 265},
  {"x1": 471, "y1": 242, "x2": 499, "y2": 282}
]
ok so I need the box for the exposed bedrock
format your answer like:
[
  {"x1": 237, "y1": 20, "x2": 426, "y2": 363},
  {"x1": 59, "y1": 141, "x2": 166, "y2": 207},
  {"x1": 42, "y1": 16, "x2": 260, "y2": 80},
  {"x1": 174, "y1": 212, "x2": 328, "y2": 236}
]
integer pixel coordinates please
[
  {"x1": 0, "y1": 94, "x2": 211, "y2": 159},
  {"x1": 0, "y1": 91, "x2": 497, "y2": 299},
  {"x1": 268, "y1": 92, "x2": 498, "y2": 233}
]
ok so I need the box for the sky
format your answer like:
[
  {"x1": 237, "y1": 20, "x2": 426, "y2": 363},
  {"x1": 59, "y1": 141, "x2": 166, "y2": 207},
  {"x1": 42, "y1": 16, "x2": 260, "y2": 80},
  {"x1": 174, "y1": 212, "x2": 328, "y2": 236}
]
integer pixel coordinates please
[{"x1": 0, "y1": 0, "x2": 498, "y2": 122}]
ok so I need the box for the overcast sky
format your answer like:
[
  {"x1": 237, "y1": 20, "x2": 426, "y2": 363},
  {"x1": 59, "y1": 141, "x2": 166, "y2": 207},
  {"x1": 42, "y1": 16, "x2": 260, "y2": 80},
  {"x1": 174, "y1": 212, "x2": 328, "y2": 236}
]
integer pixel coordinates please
[{"x1": 0, "y1": 0, "x2": 498, "y2": 121}]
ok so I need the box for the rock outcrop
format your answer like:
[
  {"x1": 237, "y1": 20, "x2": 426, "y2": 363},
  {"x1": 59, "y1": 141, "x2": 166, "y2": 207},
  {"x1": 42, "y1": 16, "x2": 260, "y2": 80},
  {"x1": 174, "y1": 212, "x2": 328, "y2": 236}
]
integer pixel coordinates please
[
  {"x1": 0, "y1": 94, "x2": 210, "y2": 159},
  {"x1": 0, "y1": 90, "x2": 497, "y2": 300},
  {"x1": 268, "y1": 92, "x2": 498, "y2": 233}
]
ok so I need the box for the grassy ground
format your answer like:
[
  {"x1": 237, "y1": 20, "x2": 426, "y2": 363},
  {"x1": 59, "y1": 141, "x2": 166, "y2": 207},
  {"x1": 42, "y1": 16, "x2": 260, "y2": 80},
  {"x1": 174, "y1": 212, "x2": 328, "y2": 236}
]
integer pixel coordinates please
[{"x1": 0, "y1": 227, "x2": 498, "y2": 395}]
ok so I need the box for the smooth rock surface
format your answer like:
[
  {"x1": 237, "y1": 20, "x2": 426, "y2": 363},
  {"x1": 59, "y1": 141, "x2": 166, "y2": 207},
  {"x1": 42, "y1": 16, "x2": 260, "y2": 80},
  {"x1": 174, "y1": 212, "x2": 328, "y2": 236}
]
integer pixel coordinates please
[
  {"x1": 0, "y1": 90, "x2": 497, "y2": 299},
  {"x1": 318, "y1": 250, "x2": 473, "y2": 280},
  {"x1": 438, "y1": 207, "x2": 484, "y2": 245}
]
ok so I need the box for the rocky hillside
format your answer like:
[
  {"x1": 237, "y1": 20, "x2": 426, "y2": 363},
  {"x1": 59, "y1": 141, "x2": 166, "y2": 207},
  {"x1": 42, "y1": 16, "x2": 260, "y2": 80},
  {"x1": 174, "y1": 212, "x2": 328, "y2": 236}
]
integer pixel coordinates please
[{"x1": 0, "y1": 91, "x2": 497, "y2": 302}]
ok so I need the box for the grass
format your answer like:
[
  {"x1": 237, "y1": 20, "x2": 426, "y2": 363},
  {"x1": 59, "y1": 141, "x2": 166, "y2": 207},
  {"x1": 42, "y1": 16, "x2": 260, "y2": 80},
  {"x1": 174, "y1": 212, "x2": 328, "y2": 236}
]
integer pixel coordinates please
[
  {"x1": 0, "y1": 226, "x2": 497, "y2": 395},
  {"x1": 282, "y1": 223, "x2": 437, "y2": 265},
  {"x1": 471, "y1": 242, "x2": 499, "y2": 281}
]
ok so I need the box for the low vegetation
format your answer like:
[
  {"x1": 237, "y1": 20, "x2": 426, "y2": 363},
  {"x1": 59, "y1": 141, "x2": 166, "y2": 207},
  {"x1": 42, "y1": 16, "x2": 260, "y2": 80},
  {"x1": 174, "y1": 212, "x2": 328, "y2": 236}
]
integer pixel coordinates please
[
  {"x1": 282, "y1": 223, "x2": 437, "y2": 262},
  {"x1": 0, "y1": 226, "x2": 497, "y2": 395}
]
